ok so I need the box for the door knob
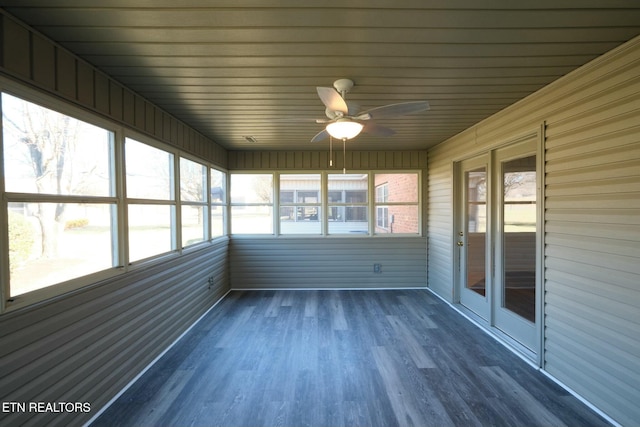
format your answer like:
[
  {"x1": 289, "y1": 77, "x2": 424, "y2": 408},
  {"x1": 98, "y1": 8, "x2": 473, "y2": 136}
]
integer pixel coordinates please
[{"x1": 457, "y1": 241, "x2": 464, "y2": 247}]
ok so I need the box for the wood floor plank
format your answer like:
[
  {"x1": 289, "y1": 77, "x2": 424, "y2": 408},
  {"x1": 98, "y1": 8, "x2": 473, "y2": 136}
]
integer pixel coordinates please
[
  {"x1": 397, "y1": 294, "x2": 439, "y2": 328},
  {"x1": 481, "y1": 366, "x2": 568, "y2": 427},
  {"x1": 371, "y1": 345, "x2": 435, "y2": 427},
  {"x1": 92, "y1": 290, "x2": 611, "y2": 427},
  {"x1": 303, "y1": 290, "x2": 318, "y2": 318},
  {"x1": 386, "y1": 315, "x2": 436, "y2": 369},
  {"x1": 329, "y1": 290, "x2": 349, "y2": 331}
]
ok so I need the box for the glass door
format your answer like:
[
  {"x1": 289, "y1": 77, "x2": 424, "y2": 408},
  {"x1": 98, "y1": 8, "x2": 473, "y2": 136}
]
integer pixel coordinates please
[
  {"x1": 455, "y1": 136, "x2": 540, "y2": 355},
  {"x1": 457, "y1": 155, "x2": 490, "y2": 320},
  {"x1": 493, "y1": 140, "x2": 538, "y2": 351}
]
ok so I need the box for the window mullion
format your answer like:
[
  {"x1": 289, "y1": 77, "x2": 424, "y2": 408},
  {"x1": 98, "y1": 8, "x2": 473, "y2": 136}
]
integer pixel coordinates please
[
  {"x1": 322, "y1": 172, "x2": 327, "y2": 236},
  {"x1": 0, "y1": 122, "x2": 7, "y2": 312},
  {"x1": 114, "y1": 128, "x2": 127, "y2": 268},
  {"x1": 174, "y1": 154, "x2": 181, "y2": 251},
  {"x1": 206, "y1": 166, "x2": 211, "y2": 241},
  {"x1": 5, "y1": 193, "x2": 119, "y2": 204},
  {"x1": 274, "y1": 173, "x2": 280, "y2": 236}
]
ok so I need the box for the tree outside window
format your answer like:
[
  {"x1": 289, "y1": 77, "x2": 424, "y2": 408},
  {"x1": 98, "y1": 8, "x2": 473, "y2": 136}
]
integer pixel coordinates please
[
  {"x1": 230, "y1": 173, "x2": 273, "y2": 234},
  {"x1": 180, "y1": 157, "x2": 207, "y2": 247},
  {"x1": 125, "y1": 138, "x2": 176, "y2": 262},
  {"x1": 2, "y1": 92, "x2": 116, "y2": 296}
]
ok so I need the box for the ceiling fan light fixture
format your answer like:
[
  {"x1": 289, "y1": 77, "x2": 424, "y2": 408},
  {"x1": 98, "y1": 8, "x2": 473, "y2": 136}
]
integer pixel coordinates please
[{"x1": 326, "y1": 119, "x2": 363, "y2": 140}]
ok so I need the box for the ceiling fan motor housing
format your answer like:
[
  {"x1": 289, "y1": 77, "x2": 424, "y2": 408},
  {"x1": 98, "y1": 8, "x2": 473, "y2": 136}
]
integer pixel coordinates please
[{"x1": 333, "y1": 78, "x2": 354, "y2": 96}]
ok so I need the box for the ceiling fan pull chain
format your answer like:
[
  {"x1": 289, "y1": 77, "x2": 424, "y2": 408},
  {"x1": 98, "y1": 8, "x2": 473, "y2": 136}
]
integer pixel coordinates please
[
  {"x1": 343, "y1": 138, "x2": 346, "y2": 174},
  {"x1": 329, "y1": 136, "x2": 333, "y2": 167}
]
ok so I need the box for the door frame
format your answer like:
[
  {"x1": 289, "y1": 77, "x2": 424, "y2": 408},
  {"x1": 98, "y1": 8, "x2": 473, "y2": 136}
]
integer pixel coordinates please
[{"x1": 453, "y1": 126, "x2": 545, "y2": 365}]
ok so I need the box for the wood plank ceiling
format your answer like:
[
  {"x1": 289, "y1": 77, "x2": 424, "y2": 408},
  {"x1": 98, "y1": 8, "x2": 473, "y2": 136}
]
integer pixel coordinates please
[{"x1": 2, "y1": 1, "x2": 640, "y2": 152}]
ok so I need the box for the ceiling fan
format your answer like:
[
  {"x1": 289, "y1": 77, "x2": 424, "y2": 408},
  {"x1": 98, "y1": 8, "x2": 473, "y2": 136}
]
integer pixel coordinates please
[{"x1": 306, "y1": 78, "x2": 430, "y2": 143}]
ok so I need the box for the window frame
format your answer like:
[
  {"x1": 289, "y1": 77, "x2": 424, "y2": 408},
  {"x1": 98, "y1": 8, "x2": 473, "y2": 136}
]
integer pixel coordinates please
[
  {"x1": 0, "y1": 80, "x2": 229, "y2": 313},
  {"x1": 124, "y1": 135, "x2": 178, "y2": 263},
  {"x1": 278, "y1": 173, "x2": 322, "y2": 235},
  {"x1": 327, "y1": 173, "x2": 369, "y2": 235},
  {"x1": 229, "y1": 172, "x2": 275, "y2": 235},
  {"x1": 0, "y1": 82, "x2": 124, "y2": 311},
  {"x1": 179, "y1": 155, "x2": 209, "y2": 248},
  {"x1": 210, "y1": 167, "x2": 228, "y2": 238},
  {"x1": 228, "y1": 170, "x2": 422, "y2": 238},
  {"x1": 372, "y1": 171, "x2": 422, "y2": 236}
]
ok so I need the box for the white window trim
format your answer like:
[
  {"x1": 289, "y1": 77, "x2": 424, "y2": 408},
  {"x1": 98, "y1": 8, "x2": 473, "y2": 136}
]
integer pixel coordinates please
[
  {"x1": 229, "y1": 170, "x2": 422, "y2": 238},
  {"x1": 371, "y1": 170, "x2": 422, "y2": 236},
  {"x1": 210, "y1": 167, "x2": 228, "y2": 239},
  {"x1": 0, "y1": 80, "x2": 228, "y2": 313},
  {"x1": 229, "y1": 171, "x2": 275, "y2": 235}
]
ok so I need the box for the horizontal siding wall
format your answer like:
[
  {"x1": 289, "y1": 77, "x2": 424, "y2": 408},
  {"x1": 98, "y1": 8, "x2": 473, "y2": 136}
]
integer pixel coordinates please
[
  {"x1": 0, "y1": 239, "x2": 230, "y2": 427},
  {"x1": 427, "y1": 152, "x2": 455, "y2": 299},
  {"x1": 230, "y1": 237, "x2": 426, "y2": 289},
  {"x1": 427, "y1": 35, "x2": 640, "y2": 426},
  {"x1": 543, "y1": 48, "x2": 640, "y2": 426},
  {"x1": 0, "y1": 11, "x2": 227, "y2": 167},
  {"x1": 228, "y1": 149, "x2": 428, "y2": 170}
]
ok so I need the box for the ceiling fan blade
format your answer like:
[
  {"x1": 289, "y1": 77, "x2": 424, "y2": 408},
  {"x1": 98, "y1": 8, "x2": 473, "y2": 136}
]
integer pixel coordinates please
[
  {"x1": 361, "y1": 101, "x2": 430, "y2": 119},
  {"x1": 317, "y1": 87, "x2": 349, "y2": 115},
  {"x1": 362, "y1": 122, "x2": 396, "y2": 137},
  {"x1": 346, "y1": 101, "x2": 361, "y2": 116},
  {"x1": 310, "y1": 129, "x2": 330, "y2": 143}
]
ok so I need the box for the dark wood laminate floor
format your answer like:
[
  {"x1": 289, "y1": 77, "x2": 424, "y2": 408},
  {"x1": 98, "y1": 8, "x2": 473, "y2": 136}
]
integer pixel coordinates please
[{"x1": 92, "y1": 290, "x2": 610, "y2": 427}]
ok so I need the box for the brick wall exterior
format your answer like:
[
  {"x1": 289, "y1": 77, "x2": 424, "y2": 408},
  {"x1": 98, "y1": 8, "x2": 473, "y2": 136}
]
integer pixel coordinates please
[{"x1": 374, "y1": 173, "x2": 419, "y2": 234}]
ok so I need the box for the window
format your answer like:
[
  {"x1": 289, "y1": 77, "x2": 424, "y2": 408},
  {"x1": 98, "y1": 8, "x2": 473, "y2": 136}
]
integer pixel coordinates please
[
  {"x1": 210, "y1": 168, "x2": 227, "y2": 238},
  {"x1": 180, "y1": 157, "x2": 208, "y2": 247},
  {"x1": 230, "y1": 173, "x2": 273, "y2": 234},
  {"x1": 328, "y1": 174, "x2": 368, "y2": 234},
  {"x1": 279, "y1": 174, "x2": 321, "y2": 234},
  {"x1": 503, "y1": 156, "x2": 536, "y2": 233},
  {"x1": 2, "y1": 92, "x2": 117, "y2": 297},
  {"x1": 226, "y1": 171, "x2": 421, "y2": 237},
  {"x1": 0, "y1": 86, "x2": 228, "y2": 311},
  {"x1": 125, "y1": 138, "x2": 176, "y2": 262},
  {"x1": 374, "y1": 173, "x2": 420, "y2": 234}
]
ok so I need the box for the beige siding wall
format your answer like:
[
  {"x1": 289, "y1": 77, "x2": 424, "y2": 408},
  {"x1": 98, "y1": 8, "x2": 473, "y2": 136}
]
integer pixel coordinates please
[
  {"x1": 543, "y1": 42, "x2": 640, "y2": 424},
  {"x1": 0, "y1": 12, "x2": 231, "y2": 427},
  {"x1": 427, "y1": 157, "x2": 454, "y2": 299},
  {"x1": 231, "y1": 237, "x2": 426, "y2": 290},
  {"x1": 228, "y1": 149, "x2": 427, "y2": 170},
  {"x1": 427, "y1": 35, "x2": 640, "y2": 426}
]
